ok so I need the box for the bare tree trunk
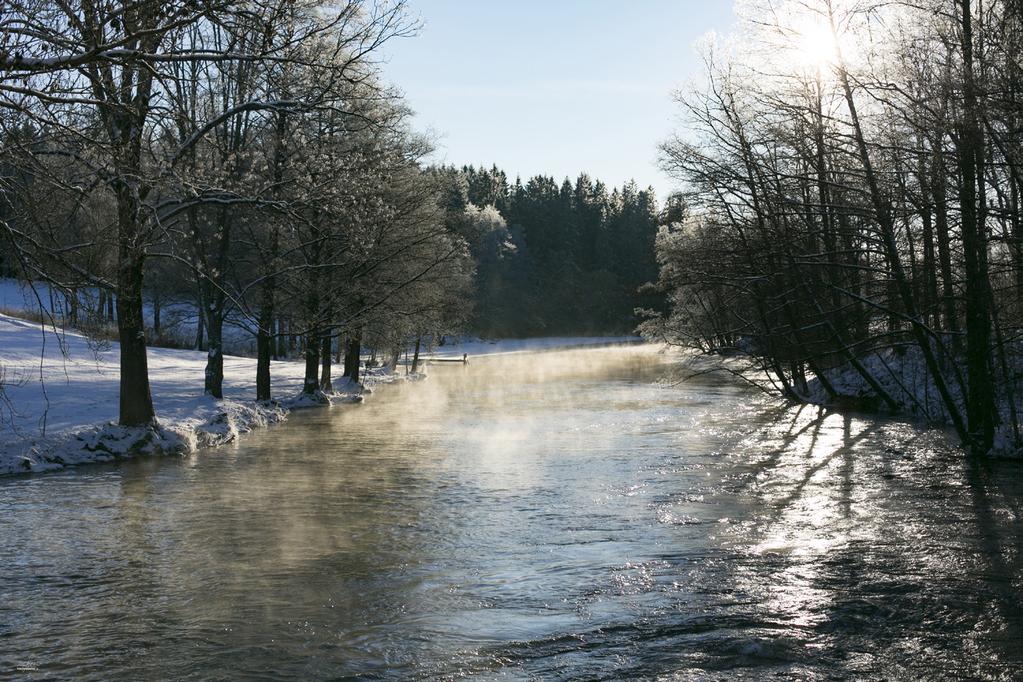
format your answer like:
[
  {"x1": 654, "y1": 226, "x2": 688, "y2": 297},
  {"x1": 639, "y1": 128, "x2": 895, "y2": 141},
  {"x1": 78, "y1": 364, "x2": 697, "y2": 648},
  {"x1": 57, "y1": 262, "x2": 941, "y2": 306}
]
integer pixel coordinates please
[
  {"x1": 194, "y1": 312, "x2": 205, "y2": 351},
  {"x1": 115, "y1": 198, "x2": 155, "y2": 426},
  {"x1": 411, "y1": 335, "x2": 422, "y2": 373},
  {"x1": 258, "y1": 110, "x2": 287, "y2": 401},
  {"x1": 343, "y1": 330, "x2": 362, "y2": 384},
  {"x1": 302, "y1": 332, "x2": 320, "y2": 394},
  {"x1": 204, "y1": 307, "x2": 224, "y2": 398},
  {"x1": 256, "y1": 282, "x2": 274, "y2": 402},
  {"x1": 931, "y1": 141, "x2": 960, "y2": 342},
  {"x1": 67, "y1": 289, "x2": 79, "y2": 326},
  {"x1": 274, "y1": 316, "x2": 285, "y2": 359},
  {"x1": 1012, "y1": 180, "x2": 1023, "y2": 300},
  {"x1": 956, "y1": 0, "x2": 997, "y2": 454},
  {"x1": 917, "y1": 138, "x2": 941, "y2": 329},
  {"x1": 320, "y1": 332, "x2": 333, "y2": 392},
  {"x1": 198, "y1": 209, "x2": 232, "y2": 399},
  {"x1": 152, "y1": 296, "x2": 161, "y2": 337}
]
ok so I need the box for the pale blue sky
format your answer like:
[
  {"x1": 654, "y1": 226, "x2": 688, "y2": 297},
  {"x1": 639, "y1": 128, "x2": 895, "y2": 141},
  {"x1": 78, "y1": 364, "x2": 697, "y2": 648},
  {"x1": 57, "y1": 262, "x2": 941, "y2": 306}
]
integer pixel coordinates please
[{"x1": 381, "y1": 1, "x2": 737, "y2": 199}]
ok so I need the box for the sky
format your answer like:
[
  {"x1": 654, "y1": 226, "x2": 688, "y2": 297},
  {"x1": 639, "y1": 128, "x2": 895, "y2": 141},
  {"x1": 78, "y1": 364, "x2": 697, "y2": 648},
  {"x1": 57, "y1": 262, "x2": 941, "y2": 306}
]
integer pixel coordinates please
[{"x1": 380, "y1": 1, "x2": 737, "y2": 199}]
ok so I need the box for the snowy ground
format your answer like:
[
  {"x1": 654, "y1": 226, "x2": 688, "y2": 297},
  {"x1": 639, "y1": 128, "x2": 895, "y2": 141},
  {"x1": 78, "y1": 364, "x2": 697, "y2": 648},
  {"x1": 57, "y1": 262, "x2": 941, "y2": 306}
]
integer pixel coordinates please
[
  {"x1": 0, "y1": 312, "x2": 376, "y2": 475},
  {"x1": 794, "y1": 343, "x2": 1017, "y2": 455},
  {"x1": 0, "y1": 277, "x2": 253, "y2": 353},
  {"x1": 805, "y1": 345, "x2": 958, "y2": 420}
]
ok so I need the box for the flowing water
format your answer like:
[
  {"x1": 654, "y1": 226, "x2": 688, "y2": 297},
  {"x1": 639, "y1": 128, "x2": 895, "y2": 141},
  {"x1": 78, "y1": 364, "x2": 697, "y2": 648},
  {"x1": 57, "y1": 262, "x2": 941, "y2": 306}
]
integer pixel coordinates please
[{"x1": 1, "y1": 345, "x2": 1022, "y2": 680}]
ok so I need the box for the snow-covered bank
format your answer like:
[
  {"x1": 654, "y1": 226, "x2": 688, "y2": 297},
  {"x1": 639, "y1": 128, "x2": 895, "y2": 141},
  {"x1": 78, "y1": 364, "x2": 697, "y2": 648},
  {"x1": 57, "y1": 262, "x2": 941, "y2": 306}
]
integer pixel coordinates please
[
  {"x1": 0, "y1": 313, "x2": 379, "y2": 475},
  {"x1": 783, "y1": 344, "x2": 1018, "y2": 456},
  {"x1": 0, "y1": 308, "x2": 640, "y2": 475},
  {"x1": 805, "y1": 345, "x2": 960, "y2": 420}
]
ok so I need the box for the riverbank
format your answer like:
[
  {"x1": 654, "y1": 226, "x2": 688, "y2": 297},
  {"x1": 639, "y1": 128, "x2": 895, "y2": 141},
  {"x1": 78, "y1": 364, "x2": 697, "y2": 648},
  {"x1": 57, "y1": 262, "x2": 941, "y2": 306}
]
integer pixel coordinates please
[
  {"x1": 803, "y1": 345, "x2": 1023, "y2": 456},
  {"x1": 0, "y1": 312, "x2": 388, "y2": 475},
  {"x1": 682, "y1": 342, "x2": 1022, "y2": 457},
  {"x1": 0, "y1": 311, "x2": 641, "y2": 475}
]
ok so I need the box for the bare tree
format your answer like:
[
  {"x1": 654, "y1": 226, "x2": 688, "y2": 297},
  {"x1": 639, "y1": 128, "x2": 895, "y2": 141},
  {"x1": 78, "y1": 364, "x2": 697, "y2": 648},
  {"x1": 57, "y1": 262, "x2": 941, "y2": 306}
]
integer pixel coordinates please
[{"x1": 0, "y1": 0, "x2": 415, "y2": 420}]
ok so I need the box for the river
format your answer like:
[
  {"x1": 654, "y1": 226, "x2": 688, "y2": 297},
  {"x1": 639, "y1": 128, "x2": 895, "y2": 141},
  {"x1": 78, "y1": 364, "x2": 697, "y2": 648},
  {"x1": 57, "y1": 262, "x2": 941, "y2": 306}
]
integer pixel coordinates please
[{"x1": 1, "y1": 345, "x2": 1021, "y2": 680}]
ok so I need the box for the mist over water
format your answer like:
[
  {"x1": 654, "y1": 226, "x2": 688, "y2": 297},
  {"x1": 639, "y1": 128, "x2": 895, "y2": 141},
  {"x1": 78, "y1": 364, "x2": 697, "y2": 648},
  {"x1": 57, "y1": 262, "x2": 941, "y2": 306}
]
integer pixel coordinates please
[{"x1": 1, "y1": 345, "x2": 1022, "y2": 679}]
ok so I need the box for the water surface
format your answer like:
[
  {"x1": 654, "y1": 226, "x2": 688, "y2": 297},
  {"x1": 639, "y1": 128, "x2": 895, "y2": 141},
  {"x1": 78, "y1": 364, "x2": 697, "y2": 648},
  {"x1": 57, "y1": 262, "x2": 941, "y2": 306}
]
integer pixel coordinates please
[{"x1": 1, "y1": 346, "x2": 1021, "y2": 679}]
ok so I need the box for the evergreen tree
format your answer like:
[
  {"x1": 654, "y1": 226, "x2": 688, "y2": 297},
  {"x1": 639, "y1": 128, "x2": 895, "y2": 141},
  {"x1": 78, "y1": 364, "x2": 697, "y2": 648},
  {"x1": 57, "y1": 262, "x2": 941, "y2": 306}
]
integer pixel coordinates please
[{"x1": 431, "y1": 164, "x2": 662, "y2": 336}]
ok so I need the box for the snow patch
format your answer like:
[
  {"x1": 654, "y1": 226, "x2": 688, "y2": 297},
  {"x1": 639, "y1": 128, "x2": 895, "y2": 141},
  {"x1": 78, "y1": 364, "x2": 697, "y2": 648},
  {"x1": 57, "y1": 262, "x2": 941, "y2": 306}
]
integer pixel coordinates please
[{"x1": 0, "y1": 312, "x2": 388, "y2": 476}]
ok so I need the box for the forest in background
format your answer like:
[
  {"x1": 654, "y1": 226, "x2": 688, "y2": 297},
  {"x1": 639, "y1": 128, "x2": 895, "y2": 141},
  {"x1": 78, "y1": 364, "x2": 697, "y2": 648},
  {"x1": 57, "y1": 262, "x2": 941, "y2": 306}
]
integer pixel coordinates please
[{"x1": 431, "y1": 164, "x2": 662, "y2": 337}]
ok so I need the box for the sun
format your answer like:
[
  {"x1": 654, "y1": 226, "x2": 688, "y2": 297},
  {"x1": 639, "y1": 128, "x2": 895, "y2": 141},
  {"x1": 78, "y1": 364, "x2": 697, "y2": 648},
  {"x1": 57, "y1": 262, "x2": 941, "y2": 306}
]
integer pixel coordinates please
[{"x1": 793, "y1": 16, "x2": 840, "y2": 72}]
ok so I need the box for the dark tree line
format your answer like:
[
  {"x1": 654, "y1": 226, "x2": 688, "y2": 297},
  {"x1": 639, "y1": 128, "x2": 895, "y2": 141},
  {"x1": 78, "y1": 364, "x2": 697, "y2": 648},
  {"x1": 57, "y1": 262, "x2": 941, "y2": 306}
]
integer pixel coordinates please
[
  {"x1": 649, "y1": 0, "x2": 1023, "y2": 457},
  {"x1": 432, "y1": 164, "x2": 663, "y2": 337}
]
